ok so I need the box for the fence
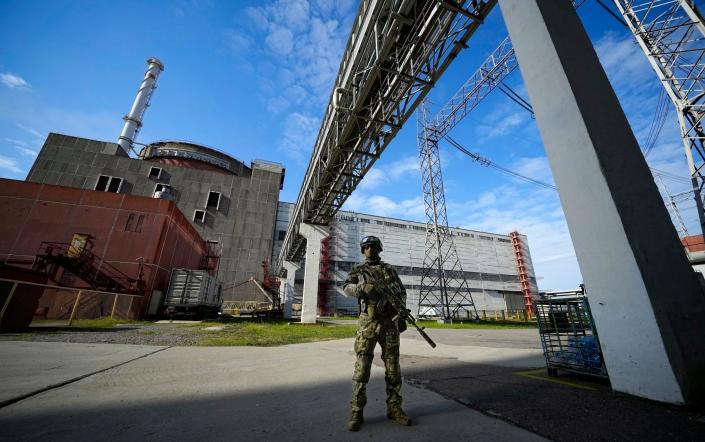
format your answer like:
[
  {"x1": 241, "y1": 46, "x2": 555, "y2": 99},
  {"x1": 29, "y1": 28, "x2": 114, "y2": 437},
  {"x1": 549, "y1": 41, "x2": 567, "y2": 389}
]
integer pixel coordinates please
[
  {"x1": 0, "y1": 278, "x2": 144, "y2": 329},
  {"x1": 478, "y1": 309, "x2": 535, "y2": 322},
  {"x1": 326, "y1": 308, "x2": 535, "y2": 322}
]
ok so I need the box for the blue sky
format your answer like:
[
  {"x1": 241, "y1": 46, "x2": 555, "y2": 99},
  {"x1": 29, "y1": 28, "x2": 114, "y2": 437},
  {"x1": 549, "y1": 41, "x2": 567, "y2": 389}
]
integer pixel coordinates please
[{"x1": 0, "y1": 0, "x2": 699, "y2": 290}]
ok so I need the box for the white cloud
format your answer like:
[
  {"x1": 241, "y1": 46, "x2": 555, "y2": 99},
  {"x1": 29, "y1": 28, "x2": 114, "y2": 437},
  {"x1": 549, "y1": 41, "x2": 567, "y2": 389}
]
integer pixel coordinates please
[
  {"x1": 595, "y1": 32, "x2": 651, "y2": 91},
  {"x1": 0, "y1": 73, "x2": 31, "y2": 90},
  {"x1": 511, "y1": 156, "x2": 555, "y2": 187},
  {"x1": 358, "y1": 156, "x2": 419, "y2": 190},
  {"x1": 3, "y1": 137, "x2": 29, "y2": 147},
  {"x1": 343, "y1": 193, "x2": 424, "y2": 219},
  {"x1": 3, "y1": 138, "x2": 38, "y2": 157},
  {"x1": 14, "y1": 123, "x2": 44, "y2": 141},
  {"x1": 223, "y1": 29, "x2": 252, "y2": 53},
  {"x1": 265, "y1": 26, "x2": 295, "y2": 55},
  {"x1": 0, "y1": 155, "x2": 25, "y2": 174},
  {"x1": 278, "y1": 112, "x2": 320, "y2": 159},
  {"x1": 488, "y1": 112, "x2": 525, "y2": 137},
  {"x1": 388, "y1": 156, "x2": 419, "y2": 178},
  {"x1": 227, "y1": 0, "x2": 356, "y2": 158},
  {"x1": 358, "y1": 168, "x2": 387, "y2": 189}
]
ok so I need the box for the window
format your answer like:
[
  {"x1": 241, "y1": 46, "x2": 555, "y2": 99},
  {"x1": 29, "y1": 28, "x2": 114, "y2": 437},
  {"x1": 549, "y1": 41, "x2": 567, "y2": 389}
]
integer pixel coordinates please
[
  {"x1": 95, "y1": 175, "x2": 123, "y2": 193},
  {"x1": 125, "y1": 214, "x2": 135, "y2": 231},
  {"x1": 135, "y1": 215, "x2": 144, "y2": 233},
  {"x1": 384, "y1": 221, "x2": 407, "y2": 229},
  {"x1": 277, "y1": 230, "x2": 287, "y2": 241},
  {"x1": 154, "y1": 183, "x2": 171, "y2": 194},
  {"x1": 359, "y1": 218, "x2": 370, "y2": 224},
  {"x1": 193, "y1": 210, "x2": 206, "y2": 223},
  {"x1": 107, "y1": 177, "x2": 123, "y2": 193},
  {"x1": 95, "y1": 175, "x2": 110, "y2": 191},
  {"x1": 148, "y1": 167, "x2": 162, "y2": 179},
  {"x1": 206, "y1": 191, "x2": 221, "y2": 209}
]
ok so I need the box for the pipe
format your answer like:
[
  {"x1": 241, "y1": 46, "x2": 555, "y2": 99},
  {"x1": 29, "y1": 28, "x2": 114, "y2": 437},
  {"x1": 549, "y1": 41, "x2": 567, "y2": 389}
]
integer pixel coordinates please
[{"x1": 117, "y1": 57, "x2": 164, "y2": 154}]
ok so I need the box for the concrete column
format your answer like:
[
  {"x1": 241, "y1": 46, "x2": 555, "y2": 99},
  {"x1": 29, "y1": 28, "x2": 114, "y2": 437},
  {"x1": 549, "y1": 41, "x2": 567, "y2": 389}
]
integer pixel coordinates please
[
  {"x1": 499, "y1": 0, "x2": 705, "y2": 404},
  {"x1": 298, "y1": 223, "x2": 329, "y2": 324},
  {"x1": 282, "y1": 261, "x2": 300, "y2": 319}
]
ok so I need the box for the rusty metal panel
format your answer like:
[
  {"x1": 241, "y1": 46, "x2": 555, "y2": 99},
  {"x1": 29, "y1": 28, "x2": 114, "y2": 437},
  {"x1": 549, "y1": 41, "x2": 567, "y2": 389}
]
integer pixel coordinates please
[{"x1": 0, "y1": 179, "x2": 209, "y2": 319}]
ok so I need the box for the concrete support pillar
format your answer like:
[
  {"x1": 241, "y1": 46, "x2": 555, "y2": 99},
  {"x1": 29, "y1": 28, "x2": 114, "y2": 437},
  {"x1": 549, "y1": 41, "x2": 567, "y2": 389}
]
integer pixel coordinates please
[
  {"x1": 299, "y1": 223, "x2": 329, "y2": 324},
  {"x1": 282, "y1": 261, "x2": 300, "y2": 319},
  {"x1": 499, "y1": 0, "x2": 705, "y2": 404}
]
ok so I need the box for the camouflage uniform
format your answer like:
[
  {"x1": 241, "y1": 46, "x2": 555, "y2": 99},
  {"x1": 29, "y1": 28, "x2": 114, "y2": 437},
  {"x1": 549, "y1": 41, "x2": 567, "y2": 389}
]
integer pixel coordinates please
[{"x1": 344, "y1": 258, "x2": 407, "y2": 413}]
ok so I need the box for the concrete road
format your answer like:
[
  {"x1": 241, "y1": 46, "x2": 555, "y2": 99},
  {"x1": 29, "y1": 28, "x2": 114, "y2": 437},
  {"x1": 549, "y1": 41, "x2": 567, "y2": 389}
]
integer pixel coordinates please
[
  {"x1": 0, "y1": 341, "x2": 167, "y2": 405},
  {"x1": 0, "y1": 332, "x2": 546, "y2": 442}
]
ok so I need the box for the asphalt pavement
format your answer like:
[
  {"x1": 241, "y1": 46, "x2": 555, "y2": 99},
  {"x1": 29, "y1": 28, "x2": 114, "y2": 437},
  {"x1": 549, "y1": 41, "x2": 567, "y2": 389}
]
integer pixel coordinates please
[
  {"x1": 0, "y1": 330, "x2": 545, "y2": 442},
  {"x1": 0, "y1": 327, "x2": 703, "y2": 441}
]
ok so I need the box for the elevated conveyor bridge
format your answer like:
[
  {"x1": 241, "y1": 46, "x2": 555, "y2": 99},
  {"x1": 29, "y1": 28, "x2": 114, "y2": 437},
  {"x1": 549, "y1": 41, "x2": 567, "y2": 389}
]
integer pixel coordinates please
[{"x1": 275, "y1": 0, "x2": 498, "y2": 275}]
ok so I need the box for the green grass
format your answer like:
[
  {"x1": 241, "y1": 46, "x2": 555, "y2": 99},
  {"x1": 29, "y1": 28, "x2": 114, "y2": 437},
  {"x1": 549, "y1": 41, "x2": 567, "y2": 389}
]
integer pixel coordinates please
[
  {"x1": 416, "y1": 320, "x2": 537, "y2": 329},
  {"x1": 196, "y1": 321, "x2": 358, "y2": 346},
  {"x1": 70, "y1": 317, "x2": 148, "y2": 328}
]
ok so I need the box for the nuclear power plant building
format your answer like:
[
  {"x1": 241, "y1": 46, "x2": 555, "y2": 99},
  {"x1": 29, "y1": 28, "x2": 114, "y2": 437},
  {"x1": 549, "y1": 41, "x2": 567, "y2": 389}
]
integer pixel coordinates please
[
  {"x1": 25, "y1": 133, "x2": 285, "y2": 298},
  {"x1": 272, "y1": 202, "x2": 538, "y2": 317}
]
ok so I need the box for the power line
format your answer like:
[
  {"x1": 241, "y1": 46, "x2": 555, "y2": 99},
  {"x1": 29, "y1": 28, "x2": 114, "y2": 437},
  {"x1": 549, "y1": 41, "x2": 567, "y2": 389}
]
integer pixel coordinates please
[
  {"x1": 643, "y1": 89, "x2": 670, "y2": 158},
  {"x1": 443, "y1": 135, "x2": 556, "y2": 190},
  {"x1": 497, "y1": 83, "x2": 534, "y2": 116},
  {"x1": 444, "y1": 135, "x2": 693, "y2": 193},
  {"x1": 595, "y1": 0, "x2": 629, "y2": 28},
  {"x1": 651, "y1": 167, "x2": 691, "y2": 184}
]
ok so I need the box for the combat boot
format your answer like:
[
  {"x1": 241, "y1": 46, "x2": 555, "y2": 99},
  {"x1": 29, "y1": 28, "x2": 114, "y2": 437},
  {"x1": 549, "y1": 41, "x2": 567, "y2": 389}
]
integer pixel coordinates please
[
  {"x1": 387, "y1": 405, "x2": 412, "y2": 426},
  {"x1": 347, "y1": 410, "x2": 364, "y2": 431}
]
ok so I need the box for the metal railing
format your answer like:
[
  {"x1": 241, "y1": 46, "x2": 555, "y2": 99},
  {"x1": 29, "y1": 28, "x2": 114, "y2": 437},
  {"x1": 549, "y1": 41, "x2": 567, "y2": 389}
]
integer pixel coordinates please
[
  {"x1": 478, "y1": 309, "x2": 535, "y2": 322},
  {"x1": 0, "y1": 278, "x2": 143, "y2": 328},
  {"x1": 34, "y1": 242, "x2": 143, "y2": 294}
]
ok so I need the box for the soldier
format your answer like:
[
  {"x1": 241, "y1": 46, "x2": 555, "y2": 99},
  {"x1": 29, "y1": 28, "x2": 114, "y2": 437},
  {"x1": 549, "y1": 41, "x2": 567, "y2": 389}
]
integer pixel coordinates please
[{"x1": 343, "y1": 235, "x2": 411, "y2": 432}]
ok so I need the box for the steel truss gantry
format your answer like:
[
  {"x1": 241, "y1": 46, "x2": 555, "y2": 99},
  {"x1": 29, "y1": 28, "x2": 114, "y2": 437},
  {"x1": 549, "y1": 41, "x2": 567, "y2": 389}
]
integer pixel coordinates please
[
  {"x1": 415, "y1": 34, "x2": 518, "y2": 320},
  {"x1": 414, "y1": 0, "x2": 705, "y2": 318},
  {"x1": 417, "y1": 102, "x2": 480, "y2": 320},
  {"x1": 613, "y1": 0, "x2": 705, "y2": 234},
  {"x1": 276, "y1": 0, "x2": 498, "y2": 274}
]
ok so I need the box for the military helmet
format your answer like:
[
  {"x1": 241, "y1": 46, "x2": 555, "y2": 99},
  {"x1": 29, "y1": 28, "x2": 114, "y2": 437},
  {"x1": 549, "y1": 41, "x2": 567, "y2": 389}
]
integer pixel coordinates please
[{"x1": 360, "y1": 236, "x2": 383, "y2": 253}]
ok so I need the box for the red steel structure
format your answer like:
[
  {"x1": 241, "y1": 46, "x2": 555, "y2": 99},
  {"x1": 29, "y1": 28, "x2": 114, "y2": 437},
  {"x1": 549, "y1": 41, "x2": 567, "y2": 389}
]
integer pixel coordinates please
[
  {"x1": 261, "y1": 259, "x2": 281, "y2": 311},
  {"x1": 510, "y1": 231, "x2": 534, "y2": 315},
  {"x1": 0, "y1": 178, "x2": 210, "y2": 318},
  {"x1": 682, "y1": 235, "x2": 705, "y2": 253},
  {"x1": 318, "y1": 235, "x2": 332, "y2": 316}
]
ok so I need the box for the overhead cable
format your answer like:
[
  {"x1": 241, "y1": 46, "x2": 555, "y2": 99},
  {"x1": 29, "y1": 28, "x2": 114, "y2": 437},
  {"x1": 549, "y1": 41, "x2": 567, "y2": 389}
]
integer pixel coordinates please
[
  {"x1": 642, "y1": 89, "x2": 670, "y2": 158},
  {"x1": 595, "y1": 0, "x2": 630, "y2": 28},
  {"x1": 443, "y1": 135, "x2": 556, "y2": 190},
  {"x1": 497, "y1": 83, "x2": 534, "y2": 116}
]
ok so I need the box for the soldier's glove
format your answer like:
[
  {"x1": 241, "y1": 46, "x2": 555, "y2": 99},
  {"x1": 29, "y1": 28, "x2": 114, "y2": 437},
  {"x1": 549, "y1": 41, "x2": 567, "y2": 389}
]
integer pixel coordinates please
[{"x1": 362, "y1": 283, "x2": 376, "y2": 296}]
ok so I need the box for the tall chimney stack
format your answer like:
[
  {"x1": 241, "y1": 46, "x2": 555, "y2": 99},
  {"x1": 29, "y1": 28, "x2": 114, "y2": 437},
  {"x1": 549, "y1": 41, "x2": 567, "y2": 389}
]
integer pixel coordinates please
[{"x1": 117, "y1": 57, "x2": 164, "y2": 154}]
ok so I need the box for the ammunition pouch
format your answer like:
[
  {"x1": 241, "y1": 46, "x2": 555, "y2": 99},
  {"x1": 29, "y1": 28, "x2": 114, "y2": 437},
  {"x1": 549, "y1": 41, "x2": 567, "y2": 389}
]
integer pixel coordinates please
[{"x1": 396, "y1": 315, "x2": 407, "y2": 333}]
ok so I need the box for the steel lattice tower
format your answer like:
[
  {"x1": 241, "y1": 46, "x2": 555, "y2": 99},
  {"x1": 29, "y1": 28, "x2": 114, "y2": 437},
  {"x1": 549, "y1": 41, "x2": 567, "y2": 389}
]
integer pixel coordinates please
[
  {"x1": 613, "y1": 0, "x2": 705, "y2": 234},
  {"x1": 417, "y1": 101, "x2": 478, "y2": 321}
]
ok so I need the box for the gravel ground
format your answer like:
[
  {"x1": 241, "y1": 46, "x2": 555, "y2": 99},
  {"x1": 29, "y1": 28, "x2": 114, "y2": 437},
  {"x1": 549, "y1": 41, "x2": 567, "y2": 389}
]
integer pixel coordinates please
[{"x1": 0, "y1": 323, "x2": 202, "y2": 346}]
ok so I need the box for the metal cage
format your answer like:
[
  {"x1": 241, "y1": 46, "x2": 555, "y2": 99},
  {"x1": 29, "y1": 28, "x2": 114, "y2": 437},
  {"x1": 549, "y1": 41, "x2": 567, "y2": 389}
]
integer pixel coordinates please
[{"x1": 534, "y1": 292, "x2": 607, "y2": 378}]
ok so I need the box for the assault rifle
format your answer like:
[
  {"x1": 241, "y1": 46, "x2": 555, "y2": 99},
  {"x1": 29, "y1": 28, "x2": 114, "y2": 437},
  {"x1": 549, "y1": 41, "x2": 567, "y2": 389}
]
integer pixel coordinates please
[{"x1": 359, "y1": 267, "x2": 437, "y2": 349}]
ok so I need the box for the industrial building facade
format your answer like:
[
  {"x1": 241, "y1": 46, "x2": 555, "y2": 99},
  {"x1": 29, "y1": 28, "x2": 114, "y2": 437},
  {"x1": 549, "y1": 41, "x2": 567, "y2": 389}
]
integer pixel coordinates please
[
  {"x1": 0, "y1": 178, "x2": 209, "y2": 319},
  {"x1": 25, "y1": 133, "x2": 285, "y2": 299},
  {"x1": 272, "y1": 202, "x2": 538, "y2": 316}
]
